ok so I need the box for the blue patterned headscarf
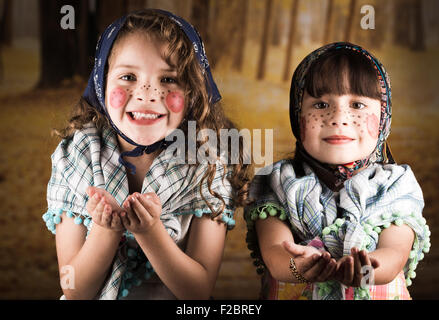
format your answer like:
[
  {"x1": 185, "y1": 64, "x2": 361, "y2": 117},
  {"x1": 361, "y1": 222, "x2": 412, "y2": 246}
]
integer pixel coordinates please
[
  {"x1": 83, "y1": 9, "x2": 221, "y2": 174},
  {"x1": 289, "y1": 42, "x2": 394, "y2": 191}
]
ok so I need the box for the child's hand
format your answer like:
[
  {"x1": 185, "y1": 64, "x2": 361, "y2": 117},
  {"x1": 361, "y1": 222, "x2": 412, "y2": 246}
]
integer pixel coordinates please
[
  {"x1": 86, "y1": 186, "x2": 123, "y2": 213},
  {"x1": 282, "y1": 241, "x2": 337, "y2": 283},
  {"x1": 120, "y1": 192, "x2": 162, "y2": 235},
  {"x1": 86, "y1": 192, "x2": 124, "y2": 232},
  {"x1": 332, "y1": 247, "x2": 380, "y2": 287}
]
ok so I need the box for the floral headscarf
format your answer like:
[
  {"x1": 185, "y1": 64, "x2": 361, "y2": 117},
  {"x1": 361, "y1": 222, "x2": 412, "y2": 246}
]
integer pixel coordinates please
[{"x1": 289, "y1": 42, "x2": 394, "y2": 191}]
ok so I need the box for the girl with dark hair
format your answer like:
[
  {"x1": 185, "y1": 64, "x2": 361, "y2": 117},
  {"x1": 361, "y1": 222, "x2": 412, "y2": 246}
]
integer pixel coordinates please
[{"x1": 245, "y1": 43, "x2": 430, "y2": 300}]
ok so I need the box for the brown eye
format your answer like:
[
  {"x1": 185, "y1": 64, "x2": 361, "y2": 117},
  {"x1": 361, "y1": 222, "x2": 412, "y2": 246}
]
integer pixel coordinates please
[
  {"x1": 313, "y1": 102, "x2": 329, "y2": 109},
  {"x1": 120, "y1": 74, "x2": 136, "y2": 81},
  {"x1": 161, "y1": 77, "x2": 178, "y2": 84},
  {"x1": 352, "y1": 102, "x2": 366, "y2": 110}
]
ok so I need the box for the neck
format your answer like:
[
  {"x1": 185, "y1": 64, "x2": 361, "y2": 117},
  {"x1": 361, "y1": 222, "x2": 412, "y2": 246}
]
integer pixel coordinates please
[{"x1": 117, "y1": 135, "x2": 161, "y2": 167}]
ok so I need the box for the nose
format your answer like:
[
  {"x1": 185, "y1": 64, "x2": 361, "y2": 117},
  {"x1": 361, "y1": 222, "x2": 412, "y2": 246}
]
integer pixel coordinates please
[
  {"x1": 329, "y1": 106, "x2": 349, "y2": 127},
  {"x1": 134, "y1": 84, "x2": 160, "y2": 103}
]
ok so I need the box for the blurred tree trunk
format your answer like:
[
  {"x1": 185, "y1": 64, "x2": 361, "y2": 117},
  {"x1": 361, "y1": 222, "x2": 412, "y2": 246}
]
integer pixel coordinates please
[
  {"x1": 283, "y1": 0, "x2": 299, "y2": 82},
  {"x1": 96, "y1": 0, "x2": 127, "y2": 35},
  {"x1": 257, "y1": 0, "x2": 273, "y2": 80},
  {"x1": 38, "y1": 0, "x2": 80, "y2": 88},
  {"x1": 393, "y1": 0, "x2": 411, "y2": 48},
  {"x1": 271, "y1": 1, "x2": 281, "y2": 46},
  {"x1": 412, "y1": 0, "x2": 426, "y2": 51},
  {"x1": 0, "y1": 0, "x2": 12, "y2": 46},
  {"x1": 127, "y1": 0, "x2": 147, "y2": 12},
  {"x1": 77, "y1": 0, "x2": 91, "y2": 78},
  {"x1": 323, "y1": 0, "x2": 333, "y2": 44},
  {"x1": 232, "y1": 0, "x2": 248, "y2": 72},
  {"x1": 191, "y1": 0, "x2": 210, "y2": 45},
  {"x1": 344, "y1": 0, "x2": 356, "y2": 42}
]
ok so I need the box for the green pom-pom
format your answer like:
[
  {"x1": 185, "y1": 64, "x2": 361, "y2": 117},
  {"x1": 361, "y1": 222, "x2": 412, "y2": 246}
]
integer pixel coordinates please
[
  {"x1": 406, "y1": 278, "x2": 412, "y2": 287},
  {"x1": 335, "y1": 218, "x2": 344, "y2": 227},
  {"x1": 322, "y1": 227, "x2": 331, "y2": 236},
  {"x1": 251, "y1": 213, "x2": 258, "y2": 221},
  {"x1": 259, "y1": 212, "x2": 267, "y2": 220},
  {"x1": 408, "y1": 270, "x2": 416, "y2": 279},
  {"x1": 363, "y1": 225, "x2": 373, "y2": 234},
  {"x1": 394, "y1": 219, "x2": 403, "y2": 226},
  {"x1": 373, "y1": 226, "x2": 382, "y2": 234},
  {"x1": 381, "y1": 212, "x2": 391, "y2": 220},
  {"x1": 267, "y1": 207, "x2": 277, "y2": 216},
  {"x1": 279, "y1": 213, "x2": 287, "y2": 220}
]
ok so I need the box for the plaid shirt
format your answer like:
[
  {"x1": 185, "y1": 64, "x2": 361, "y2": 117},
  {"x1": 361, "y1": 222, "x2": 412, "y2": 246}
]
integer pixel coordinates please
[
  {"x1": 245, "y1": 160, "x2": 430, "y2": 300},
  {"x1": 44, "y1": 123, "x2": 235, "y2": 299}
]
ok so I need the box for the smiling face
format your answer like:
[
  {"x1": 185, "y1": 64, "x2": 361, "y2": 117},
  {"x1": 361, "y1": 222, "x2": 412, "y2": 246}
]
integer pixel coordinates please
[
  {"x1": 300, "y1": 92, "x2": 381, "y2": 165},
  {"x1": 105, "y1": 32, "x2": 185, "y2": 150}
]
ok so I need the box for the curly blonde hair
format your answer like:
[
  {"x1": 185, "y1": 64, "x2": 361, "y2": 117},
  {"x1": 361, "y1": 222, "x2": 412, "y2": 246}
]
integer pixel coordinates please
[{"x1": 54, "y1": 9, "x2": 252, "y2": 215}]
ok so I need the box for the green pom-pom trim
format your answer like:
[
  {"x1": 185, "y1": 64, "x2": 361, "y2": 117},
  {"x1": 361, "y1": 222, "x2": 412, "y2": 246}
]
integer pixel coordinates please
[{"x1": 244, "y1": 203, "x2": 287, "y2": 275}]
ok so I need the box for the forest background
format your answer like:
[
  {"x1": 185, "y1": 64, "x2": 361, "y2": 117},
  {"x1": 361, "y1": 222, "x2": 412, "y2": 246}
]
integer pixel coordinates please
[{"x1": 0, "y1": 0, "x2": 438, "y2": 299}]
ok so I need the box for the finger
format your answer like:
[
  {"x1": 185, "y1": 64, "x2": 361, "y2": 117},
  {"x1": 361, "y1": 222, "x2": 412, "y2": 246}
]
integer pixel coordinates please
[
  {"x1": 130, "y1": 193, "x2": 153, "y2": 223},
  {"x1": 86, "y1": 193, "x2": 101, "y2": 214},
  {"x1": 344, "y1": 256, "x2": 354, "y2": 285},
  {"x1": 86, "y1": 186, "x2": 96, "y2": 198},
  {"x1": 102, "y1": 204, "x2": 112, "y2": 226},
  {"x1": 120, "y1": 211, "x2": 130, "y2": 228},
  {"x1": 145, "y1": 192, "x2": 161, "y2": 206},
  {"x1": 303, "y1": 252, "x2": 331, "y2": 281},
  {"x1": 123, "y1": 198, "x2": 141, "y2": 226},
  {"x1": 352, "y1": 248, "x2": 362, "y2": 286},
  {"x1": 136, "y1": 193, "x2": 159, "y2": 218},
  {"x1": 359, "y1": 250, "x2": 371, "y2": 266},
  {"x1": 110, "y1": 212, "x2": 122, "y2": 230},
  {"x1": 316, "y1": 258, "x2": 337, "y2": 282}
]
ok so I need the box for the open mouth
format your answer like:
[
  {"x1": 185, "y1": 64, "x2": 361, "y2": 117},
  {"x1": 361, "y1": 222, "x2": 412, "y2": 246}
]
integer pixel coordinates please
[{"x1": 128, "y1": 112, "x2": 165, "y2": 120}]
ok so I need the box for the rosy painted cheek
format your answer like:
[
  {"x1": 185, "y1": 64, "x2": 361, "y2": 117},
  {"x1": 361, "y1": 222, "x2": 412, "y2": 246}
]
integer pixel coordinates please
[
  {"x1": 109, "y1": 87, "x2": 128, "y2": 109},
  {"x1": 366, "y1": 114, "x2": 380, "y2": 139},
  {"x1": 165, "y1": 91, "x2": 184, "y2": 113}
]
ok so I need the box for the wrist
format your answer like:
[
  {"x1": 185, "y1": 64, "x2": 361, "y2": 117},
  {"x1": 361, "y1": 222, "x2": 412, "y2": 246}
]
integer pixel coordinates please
[
  {"x1": 131, "y1": 220, "x2": 165, "y2": 240},
  {"x1": 92, "y1": 222, "x2": 124, "y2": 238}
]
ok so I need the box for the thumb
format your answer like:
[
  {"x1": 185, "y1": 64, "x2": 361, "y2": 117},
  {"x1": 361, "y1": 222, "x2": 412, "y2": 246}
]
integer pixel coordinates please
[
  {"x1": 86, "y1": 186, "x2": 96, "y2": 197},
  {"x1": 282, "y1": 240, "x2": 306, "y2": 257}
]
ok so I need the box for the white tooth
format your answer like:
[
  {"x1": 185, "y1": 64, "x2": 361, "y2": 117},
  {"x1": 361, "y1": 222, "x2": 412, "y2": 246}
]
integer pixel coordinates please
[{"x1": 132, "y1": 112, "x2": 159, "y2": 120}]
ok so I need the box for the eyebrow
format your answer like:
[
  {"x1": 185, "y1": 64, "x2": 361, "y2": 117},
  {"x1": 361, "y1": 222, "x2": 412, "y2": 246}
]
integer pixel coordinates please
[{"x1": 112, "y1": 64, "x2": 176, "y2": 73}]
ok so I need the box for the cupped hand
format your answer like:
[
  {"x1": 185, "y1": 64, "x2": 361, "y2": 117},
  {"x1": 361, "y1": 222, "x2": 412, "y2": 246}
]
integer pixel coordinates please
[
  {"x1": 86, "y1": 186, "x2": 123, "y2": 213},
  {"x1": 332, "y1": 247, "x2": 380, "y2": 287},
  {"x1": 86, "y1": 191, "x2": 124, "y2": 232},
  {"x1": 120, "y1": 192, "x2": 162, "y2": 235},
  {"x1": 282, "y1": 241, "x2": 337, "y2": 283}
]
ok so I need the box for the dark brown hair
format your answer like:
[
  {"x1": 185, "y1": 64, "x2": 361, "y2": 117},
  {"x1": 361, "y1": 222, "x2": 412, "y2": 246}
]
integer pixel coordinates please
[
  {"x1": 304, "y1": 48, "x2": 381, "y2": 99},
  {"x1": 54, "y1": 10, "x2": 252, "y2": 214}
]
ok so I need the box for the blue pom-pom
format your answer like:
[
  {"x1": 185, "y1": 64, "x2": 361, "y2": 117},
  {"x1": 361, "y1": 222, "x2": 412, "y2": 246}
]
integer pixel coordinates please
[
  {"x1": 53, "y1": 216, "x2": 62, "y2": 225},
  {"x1": 67, "y1": 211, "x2": 74, "y2": 218},
  {"x1": 42, "y1": 213, "x2": 50, "y2": 222},
  {"x1": 83, "y1": 218, "x2": 91, "y2": 227},
  {"x1": 74, "y1": 217, "x2": 83, "y2": 225},
  {"x1": 121, "y1": 289, "x2": 129, "y2": 297},
  {"x1": 194, "y1": 210, "x2": 203, "y2": 218}
]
